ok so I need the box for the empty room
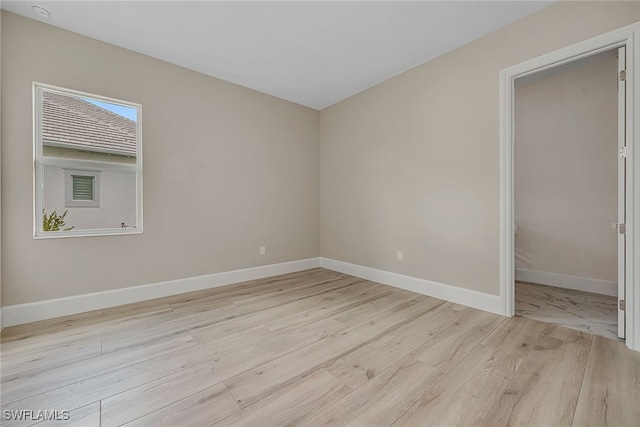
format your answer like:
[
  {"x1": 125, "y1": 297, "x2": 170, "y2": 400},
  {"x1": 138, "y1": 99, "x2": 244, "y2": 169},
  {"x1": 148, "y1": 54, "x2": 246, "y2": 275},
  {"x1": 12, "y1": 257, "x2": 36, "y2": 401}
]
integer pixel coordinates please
[{"x1": 1, "y1": 1, "x2": 639, "y2": 426}]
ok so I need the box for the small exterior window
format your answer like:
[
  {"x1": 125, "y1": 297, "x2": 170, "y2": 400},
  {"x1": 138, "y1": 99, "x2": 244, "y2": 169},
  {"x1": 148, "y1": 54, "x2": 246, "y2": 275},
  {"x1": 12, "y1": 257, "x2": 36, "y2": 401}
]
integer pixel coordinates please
[
  {"x1": 65, "y1": 169, "x2": 100, "y2": 207},
  {"x1": 34, "y1": 83, "x2": 142, "y2": 238},
  {"x1": 73, "y1": 176, "x2": 94, "y2": 200}
]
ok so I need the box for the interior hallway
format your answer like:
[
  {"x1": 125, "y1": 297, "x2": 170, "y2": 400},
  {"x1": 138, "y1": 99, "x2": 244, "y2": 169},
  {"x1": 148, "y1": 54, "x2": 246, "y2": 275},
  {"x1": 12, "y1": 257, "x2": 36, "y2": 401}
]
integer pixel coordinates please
[{"x1": 516, "y1": 281, "x2": 619, "y2": 341}]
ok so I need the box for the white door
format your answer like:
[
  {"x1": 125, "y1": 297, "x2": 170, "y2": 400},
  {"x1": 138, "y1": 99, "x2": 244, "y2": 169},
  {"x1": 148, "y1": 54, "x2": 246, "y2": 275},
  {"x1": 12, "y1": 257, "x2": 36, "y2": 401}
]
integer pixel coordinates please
[{"x1": 617, "y1": 46, "x2": 626, "y2": 339}]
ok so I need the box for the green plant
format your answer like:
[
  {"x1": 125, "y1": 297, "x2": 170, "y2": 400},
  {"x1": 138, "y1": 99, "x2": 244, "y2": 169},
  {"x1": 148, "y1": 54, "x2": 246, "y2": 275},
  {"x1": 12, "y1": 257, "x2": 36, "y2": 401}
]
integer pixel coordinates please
[{"x1": 43, "y1": 210, "x2": 75, "y2": 232}]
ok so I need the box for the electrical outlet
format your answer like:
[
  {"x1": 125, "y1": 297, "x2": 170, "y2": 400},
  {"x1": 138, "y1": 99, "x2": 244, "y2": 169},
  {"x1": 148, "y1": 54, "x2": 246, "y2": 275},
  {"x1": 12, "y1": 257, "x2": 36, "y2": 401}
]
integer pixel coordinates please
[
  {"x1": 397, "y1": 251, "x2": 403, "y2": 261},
  {"x1": 260, "y1": 246, "x2": 266, "y2": 255}
]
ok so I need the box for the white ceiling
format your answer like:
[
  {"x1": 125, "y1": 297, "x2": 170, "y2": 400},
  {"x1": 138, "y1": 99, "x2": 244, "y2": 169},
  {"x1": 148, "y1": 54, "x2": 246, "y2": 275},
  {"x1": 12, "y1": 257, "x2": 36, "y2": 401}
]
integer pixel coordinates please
[{"x1": 2, "y1": 1, "x2": 555, "y2": 110}]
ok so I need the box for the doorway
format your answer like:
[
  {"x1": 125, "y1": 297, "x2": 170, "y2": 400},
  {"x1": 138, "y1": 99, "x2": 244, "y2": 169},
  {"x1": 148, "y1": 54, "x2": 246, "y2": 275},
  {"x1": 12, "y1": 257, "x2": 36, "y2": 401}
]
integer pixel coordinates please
[
  {"x1": 513, "y1": 49, "x2": 620, "y2": 340},
  {"x1": 499, "y1": 22, "x2": 640, "y2": 352}
]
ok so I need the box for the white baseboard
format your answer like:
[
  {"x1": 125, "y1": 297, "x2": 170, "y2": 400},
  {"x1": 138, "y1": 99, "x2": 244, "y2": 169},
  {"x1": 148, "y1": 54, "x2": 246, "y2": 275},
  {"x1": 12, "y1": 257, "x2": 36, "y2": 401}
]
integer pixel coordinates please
[
  {"x1": 2, "y1": 258, "x2": 321, "y2": 327},
  {"x1": 320, "y1": 258, "x2": 502, "y2": 315},
  {"x1": 515, "y1": 268, "x2": 617, "y2": 297}
]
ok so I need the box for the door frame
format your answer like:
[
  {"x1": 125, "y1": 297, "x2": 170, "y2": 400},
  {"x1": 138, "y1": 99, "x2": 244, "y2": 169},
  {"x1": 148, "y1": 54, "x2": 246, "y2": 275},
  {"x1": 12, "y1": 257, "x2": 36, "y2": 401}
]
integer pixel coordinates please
[
  {"x1": 617, "y1": 45, "x2": 627, "y2": 339},
  {"x1": 499, "y1": 21, "x2": 640, "y2": 352}
]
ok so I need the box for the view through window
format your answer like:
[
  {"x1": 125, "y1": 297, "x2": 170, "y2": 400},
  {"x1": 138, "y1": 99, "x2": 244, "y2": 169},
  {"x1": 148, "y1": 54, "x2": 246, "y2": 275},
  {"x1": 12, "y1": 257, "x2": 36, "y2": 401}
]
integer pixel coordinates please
[{"x1": 34, "y1": 84, "x2": 142, "y2": 237}]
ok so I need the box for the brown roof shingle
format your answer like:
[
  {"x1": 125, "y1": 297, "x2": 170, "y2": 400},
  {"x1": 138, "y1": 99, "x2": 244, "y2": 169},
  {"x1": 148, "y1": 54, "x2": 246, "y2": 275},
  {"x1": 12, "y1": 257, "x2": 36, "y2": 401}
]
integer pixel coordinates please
[{"x1": 42, "y1": 91, "x2": 137, "y2": 155}]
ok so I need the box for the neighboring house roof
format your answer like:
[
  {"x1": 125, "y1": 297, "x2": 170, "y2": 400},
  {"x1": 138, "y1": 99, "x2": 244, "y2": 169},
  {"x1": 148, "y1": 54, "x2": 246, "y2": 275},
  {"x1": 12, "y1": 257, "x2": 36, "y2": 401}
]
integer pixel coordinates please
[{"x1": 42, "y1": 91, "x2": 137, "y2": 155}]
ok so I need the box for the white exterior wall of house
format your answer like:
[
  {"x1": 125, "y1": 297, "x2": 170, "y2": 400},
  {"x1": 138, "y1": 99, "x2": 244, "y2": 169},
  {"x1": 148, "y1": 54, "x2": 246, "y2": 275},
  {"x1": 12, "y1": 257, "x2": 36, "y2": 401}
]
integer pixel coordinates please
[{"x1": 43, "y1": 165, "x2": 137, "y2": 230}]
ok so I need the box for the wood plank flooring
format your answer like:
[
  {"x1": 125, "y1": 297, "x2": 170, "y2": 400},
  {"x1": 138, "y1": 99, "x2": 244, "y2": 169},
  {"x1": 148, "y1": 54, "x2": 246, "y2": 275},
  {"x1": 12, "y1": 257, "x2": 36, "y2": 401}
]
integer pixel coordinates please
[{"x1": 1, "y1": 268, "x2": 638, "y2": 426}]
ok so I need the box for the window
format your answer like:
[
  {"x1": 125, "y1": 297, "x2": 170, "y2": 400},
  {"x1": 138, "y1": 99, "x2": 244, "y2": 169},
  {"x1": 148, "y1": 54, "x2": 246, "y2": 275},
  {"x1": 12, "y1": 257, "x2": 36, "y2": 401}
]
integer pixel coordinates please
[
  {"x1": 65, "y1": 169, "x2": 100, "y2": 207},
  {"x1": 73, "y1": 175, "x2": 94, "y2": 201},
  {"x1": 34, "y1": 83, "x2": 142, "y2": 237}
]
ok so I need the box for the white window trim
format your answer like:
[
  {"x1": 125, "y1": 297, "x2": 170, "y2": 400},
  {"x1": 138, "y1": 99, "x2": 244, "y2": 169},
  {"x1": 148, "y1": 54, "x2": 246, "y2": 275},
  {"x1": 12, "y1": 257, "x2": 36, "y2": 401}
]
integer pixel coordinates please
[
  {"x1": 33, "y1": 82, "x2": 144, "y2": 238},
  {"x1": 65, "y1": 169, "x2": 101, "y2": 208}
]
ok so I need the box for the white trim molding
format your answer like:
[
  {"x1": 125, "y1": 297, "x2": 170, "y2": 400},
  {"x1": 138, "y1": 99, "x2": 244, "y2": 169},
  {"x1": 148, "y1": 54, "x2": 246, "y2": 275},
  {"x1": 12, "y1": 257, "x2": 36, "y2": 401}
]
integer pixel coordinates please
[
  {"x1": 320, "y1": 258, "x2": 502, "y2": 315},
  {"x1": 2, "y1": 258, "x2": 320, "y2": 327},
  {"x1": 515, "y1": 269, "x2": 617, "y2": 297},
  {"x1": 500, "y1": 21, "x2": 640, "y2": 352}
]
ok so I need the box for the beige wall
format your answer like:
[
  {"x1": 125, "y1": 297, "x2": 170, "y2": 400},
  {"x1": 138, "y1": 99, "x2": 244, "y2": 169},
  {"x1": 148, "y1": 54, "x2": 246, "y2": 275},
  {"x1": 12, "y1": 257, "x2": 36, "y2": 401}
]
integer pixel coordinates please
[
  {"x1": 515, "y1": 50, "x2": 618, "y2": 283},
  {"x1": 0, "y1": 12, "x2": 3, "y2": 314},
  {"x1": 319, "y1": 1, "x2": 639, "y2": 295},
  {"x1": 1, "y1": 12, "x2": 319, "y2": 305}
]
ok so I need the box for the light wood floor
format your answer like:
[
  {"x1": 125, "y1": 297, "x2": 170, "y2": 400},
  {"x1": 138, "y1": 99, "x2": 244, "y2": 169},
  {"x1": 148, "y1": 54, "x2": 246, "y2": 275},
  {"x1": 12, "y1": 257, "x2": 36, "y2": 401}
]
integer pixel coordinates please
[
  {"x1": 1, "y1": 268, "x2": 638, "y2": 426},
  {"x1": 516, "y1": 281, "x2": 619, "y2": 341}
]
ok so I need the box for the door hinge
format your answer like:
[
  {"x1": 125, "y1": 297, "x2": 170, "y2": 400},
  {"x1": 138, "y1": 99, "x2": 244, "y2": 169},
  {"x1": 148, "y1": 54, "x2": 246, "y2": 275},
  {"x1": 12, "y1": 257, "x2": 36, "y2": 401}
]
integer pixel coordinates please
[
  {"x1": 620, "y1": 300, "x2": 625, "y2": 311},
  {"x1": 619, "y1": 146, "x2": 627, "y2": 158},
  {"x1": 620, "y1": 70, "x2": 626, "y2": 81},
  {"x1": 612, "y1": 223, "x2": 626, "y2": 234}
]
